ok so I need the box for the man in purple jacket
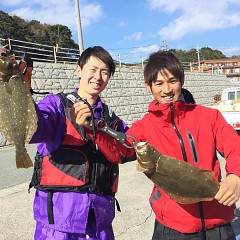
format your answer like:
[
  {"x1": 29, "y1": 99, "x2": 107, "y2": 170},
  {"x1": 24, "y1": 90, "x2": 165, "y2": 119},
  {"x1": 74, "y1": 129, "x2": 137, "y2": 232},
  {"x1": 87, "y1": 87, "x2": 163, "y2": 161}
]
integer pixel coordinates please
[{"x1": 29, "y1": 46, "x2": 136, "y2": 240}]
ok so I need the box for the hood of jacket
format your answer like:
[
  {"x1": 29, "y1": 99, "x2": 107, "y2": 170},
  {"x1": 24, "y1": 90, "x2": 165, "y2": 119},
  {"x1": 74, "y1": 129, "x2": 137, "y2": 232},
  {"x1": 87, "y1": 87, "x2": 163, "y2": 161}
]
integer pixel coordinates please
[{"x1": 147, "y1": 99, "x2": 196, "y2": 127}]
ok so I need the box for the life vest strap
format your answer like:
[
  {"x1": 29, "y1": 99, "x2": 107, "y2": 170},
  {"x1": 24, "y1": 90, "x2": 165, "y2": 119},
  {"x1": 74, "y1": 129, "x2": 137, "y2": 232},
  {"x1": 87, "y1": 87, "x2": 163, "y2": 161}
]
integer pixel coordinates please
[
  {"x1": 47, "y1": 191, "x2": 54, "y2": 224},
  {"x1": 116, "y1": 198, "x2": 121, "y2": 212}
]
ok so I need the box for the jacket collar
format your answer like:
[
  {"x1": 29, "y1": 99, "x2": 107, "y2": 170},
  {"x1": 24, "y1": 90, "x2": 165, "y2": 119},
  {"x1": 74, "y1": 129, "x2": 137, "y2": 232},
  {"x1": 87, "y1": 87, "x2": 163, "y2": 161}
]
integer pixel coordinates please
[{"x1": 148, "y1": 100, "x2": 187, "y2": 125}]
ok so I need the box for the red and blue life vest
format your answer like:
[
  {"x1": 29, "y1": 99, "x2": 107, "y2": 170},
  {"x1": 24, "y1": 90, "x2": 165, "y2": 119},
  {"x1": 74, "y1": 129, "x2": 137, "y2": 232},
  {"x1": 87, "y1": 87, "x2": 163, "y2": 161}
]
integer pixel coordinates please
[{"x1": 29, "y1": 93, "x2": 121, "y2": 196}]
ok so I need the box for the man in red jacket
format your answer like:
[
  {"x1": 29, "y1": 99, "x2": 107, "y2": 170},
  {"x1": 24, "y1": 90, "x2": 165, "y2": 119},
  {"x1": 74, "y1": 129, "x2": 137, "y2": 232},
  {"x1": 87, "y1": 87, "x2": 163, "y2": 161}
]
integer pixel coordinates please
[{"x1": 127, "y1": 51, "x2": 240, "y2": 240}]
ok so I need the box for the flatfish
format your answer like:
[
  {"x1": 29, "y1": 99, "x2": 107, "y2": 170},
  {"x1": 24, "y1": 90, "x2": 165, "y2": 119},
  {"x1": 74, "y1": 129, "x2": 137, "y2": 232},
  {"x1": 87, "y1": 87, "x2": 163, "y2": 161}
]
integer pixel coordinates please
[
  {"x1": 0, "y1": 55, "x2": 37, "y2": 168},
  {"x1": 134, "y1": 142, "x2": 220, "y2": 204}
]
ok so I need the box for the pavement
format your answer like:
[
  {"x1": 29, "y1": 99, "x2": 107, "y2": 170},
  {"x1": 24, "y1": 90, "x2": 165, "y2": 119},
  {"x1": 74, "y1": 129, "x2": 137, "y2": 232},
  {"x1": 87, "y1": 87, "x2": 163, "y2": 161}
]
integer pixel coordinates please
[{"x1": 0, "y1": 148, "x2": 240, "y2": 240}]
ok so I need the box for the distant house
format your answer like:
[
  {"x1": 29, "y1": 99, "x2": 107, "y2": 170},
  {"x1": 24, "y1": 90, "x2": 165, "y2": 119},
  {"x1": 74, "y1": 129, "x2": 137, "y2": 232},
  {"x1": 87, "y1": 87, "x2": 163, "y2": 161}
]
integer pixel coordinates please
[{"x1": 190, "y1": 58, "x2": 240, "y2": 81}]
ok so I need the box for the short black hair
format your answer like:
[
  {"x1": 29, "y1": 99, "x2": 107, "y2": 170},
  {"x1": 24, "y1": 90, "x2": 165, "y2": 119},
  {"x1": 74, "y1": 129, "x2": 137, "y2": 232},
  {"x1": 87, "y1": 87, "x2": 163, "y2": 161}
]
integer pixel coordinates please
[
  {"x1": 77, "y1": 46, "x2": 115, "y2": 77},
  {"x1": 144, "y1": 51, "x2": 184, "y2": 87}
]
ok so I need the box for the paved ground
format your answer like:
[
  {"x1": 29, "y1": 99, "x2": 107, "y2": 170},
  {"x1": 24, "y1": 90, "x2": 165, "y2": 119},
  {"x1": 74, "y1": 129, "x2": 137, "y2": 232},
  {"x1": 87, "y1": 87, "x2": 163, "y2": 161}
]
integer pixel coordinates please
[{"x1": 0, "y1": 146, "x2": 240, "y2": 240}]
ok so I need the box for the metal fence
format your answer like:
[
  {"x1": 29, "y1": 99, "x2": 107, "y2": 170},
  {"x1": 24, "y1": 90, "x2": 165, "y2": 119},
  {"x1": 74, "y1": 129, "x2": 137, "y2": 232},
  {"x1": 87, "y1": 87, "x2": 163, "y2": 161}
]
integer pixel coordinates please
[
  {"x1": 0, "y1": 38, "x2": 80, "y2": 64},
  {"x1": 0, "y1": 37, "x2": 191, "y2": 70}
]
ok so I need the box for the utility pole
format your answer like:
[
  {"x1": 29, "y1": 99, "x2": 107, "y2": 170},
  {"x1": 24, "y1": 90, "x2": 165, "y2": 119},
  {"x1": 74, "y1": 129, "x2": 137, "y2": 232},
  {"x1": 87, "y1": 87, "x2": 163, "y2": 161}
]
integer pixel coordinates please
[
  {"x1": 75, "y1": 0, "x2": 84, "y2": 54},
  {"x1": 196, "y1": 45, "x2": 201, "y2": 72}
]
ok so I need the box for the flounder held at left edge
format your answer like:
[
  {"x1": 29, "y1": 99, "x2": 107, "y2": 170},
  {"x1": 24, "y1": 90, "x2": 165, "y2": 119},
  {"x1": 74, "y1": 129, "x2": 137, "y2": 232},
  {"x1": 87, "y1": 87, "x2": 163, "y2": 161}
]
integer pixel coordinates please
[
  {"x1": 134, "y1": 142, "x2": 220, "y2": 204},
  {"x1": 0, "y1": 55, "x2": 37, "y2": 168}
]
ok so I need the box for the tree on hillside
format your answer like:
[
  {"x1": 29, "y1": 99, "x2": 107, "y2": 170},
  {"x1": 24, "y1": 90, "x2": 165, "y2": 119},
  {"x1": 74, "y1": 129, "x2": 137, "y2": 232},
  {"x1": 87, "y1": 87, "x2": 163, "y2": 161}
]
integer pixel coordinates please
[
  {"x1": 200, "y1": 47, "x2": 226, "y2": 60},
  {"x1": 232, "y1": 55, "x2": 240, "y2": 59},
  {"x1": 27, "y1": 20, "x2": 51, "y2": 45},
  {"x1": 49, "y1": 25, "x2": 78, "y2": 49},
  {"x1": 0, "y1": 10, "x2": 28, "y2": 40},
  {"x1": 169, "y1": 47, "x2": 227, "y2": 62},
  {"x1": 0, "y1": 10, "x2": 78, "y2": 50},
  {"x1": 170, "y1": 48, "x2": 200, "y2": 62}
]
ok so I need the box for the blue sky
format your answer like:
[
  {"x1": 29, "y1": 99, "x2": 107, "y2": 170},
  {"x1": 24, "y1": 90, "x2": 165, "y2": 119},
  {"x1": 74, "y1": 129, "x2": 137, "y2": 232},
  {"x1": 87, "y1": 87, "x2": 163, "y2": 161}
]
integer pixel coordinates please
[{"x1": 1, "y1": 0, "x2": 240, "y2": 63}]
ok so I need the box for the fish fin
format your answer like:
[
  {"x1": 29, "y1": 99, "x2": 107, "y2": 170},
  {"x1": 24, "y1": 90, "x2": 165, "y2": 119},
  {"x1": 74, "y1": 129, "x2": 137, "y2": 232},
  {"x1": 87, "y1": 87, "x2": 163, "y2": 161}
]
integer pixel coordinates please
[{"x1": 16, "y1": 149, "x2": 33, "y2": 169}]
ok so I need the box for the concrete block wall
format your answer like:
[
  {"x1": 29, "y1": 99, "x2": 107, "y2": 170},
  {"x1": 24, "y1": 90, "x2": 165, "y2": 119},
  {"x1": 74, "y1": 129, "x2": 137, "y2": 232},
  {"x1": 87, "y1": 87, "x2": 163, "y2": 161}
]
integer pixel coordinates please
[
  {"x1": 1, "y1": 62, "x2": 240, "y2": 147},
  {"x1": 184, "y1": 72, "x2": 240, "y2": 106}
]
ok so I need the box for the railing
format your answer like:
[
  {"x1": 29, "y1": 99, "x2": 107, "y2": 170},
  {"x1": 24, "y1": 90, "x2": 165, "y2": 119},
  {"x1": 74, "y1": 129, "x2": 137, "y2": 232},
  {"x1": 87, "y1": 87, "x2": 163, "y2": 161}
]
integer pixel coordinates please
[
  {"x1": 0, "y1": 38, "x2": 80, "y2": 64},
  {"x1": 0, "y1": 37, "x2": 191, "y2": 70}
]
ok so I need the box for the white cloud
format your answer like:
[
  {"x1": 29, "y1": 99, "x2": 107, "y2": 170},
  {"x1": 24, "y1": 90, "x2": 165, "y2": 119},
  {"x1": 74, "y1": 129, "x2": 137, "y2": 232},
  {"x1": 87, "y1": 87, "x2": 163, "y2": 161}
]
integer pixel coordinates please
[
  {"x1": 119, "y1": 21, "x2": 127, "y2": 27},
  {"x1": 0, "y1": 0, "x2": 26, "y2": 6},
  {"x1": 4, "y1": 0, "x2": 103, "y2": 34},
  {"x1": 131, "y1": 44, "x2": 159, "y2": 54},
  {"x1": 146, "y1": 0, "x2": 240, "y2": 41},
  {"x1": 81, "y1": 3, "x2": 103, "y2": 27},
  {"x1": 124, "y1": 32, "x2": 143, "y2": 41},
  {"x1": 129, "y1": 44, "x2": 160, "y2": 61},
  {"x1": 219, "y1": 46, "x2": 240, "y2": 57}
]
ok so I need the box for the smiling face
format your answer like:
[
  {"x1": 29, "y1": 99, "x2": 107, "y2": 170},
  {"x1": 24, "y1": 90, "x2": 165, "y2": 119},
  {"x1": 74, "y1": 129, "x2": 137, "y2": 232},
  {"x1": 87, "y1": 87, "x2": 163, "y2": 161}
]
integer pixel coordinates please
[
  {"x1": 146, "y1": 69, "x2": 182, "y2": 104},
  {"x1": 76, "y1": 56, "x2": 110, "y2": 102}
]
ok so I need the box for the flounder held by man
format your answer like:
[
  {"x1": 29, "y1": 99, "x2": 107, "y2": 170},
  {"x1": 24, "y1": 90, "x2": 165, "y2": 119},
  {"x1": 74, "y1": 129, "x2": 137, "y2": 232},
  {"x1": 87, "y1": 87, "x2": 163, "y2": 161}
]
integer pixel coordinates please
[
  {"x1": 134, "y1": 142, "x2": 220, "y2": 204},
  {"x1": 0, "y1": 55, "x2": 37, "y2": 168}
]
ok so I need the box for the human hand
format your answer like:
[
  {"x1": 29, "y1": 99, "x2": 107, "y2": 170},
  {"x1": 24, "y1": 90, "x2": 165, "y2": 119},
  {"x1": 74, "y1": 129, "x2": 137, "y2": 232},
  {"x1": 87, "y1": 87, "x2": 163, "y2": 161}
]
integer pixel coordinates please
[
  {"x1": 214, "y1": 174, "x2": 240, "y2": 206},
  {"x1": 71, "y1": 101, "x2": 92, "y2": 127}
]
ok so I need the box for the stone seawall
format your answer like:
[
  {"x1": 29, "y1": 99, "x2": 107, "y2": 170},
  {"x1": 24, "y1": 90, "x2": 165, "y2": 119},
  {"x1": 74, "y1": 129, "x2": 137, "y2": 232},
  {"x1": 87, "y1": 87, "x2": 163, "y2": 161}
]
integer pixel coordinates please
[{"x1": 1, "y1": 62, "x2": 240, "y2": 147}]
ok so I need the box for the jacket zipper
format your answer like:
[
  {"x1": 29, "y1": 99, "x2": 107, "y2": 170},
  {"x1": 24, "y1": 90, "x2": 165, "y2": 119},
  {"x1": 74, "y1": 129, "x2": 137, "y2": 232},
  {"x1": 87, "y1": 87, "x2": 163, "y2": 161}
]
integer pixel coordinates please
[
  {"x1": 186, "y1": 132, "x2": 199, "y2": 164},
  {"x1": 169, "y1": 103, "x2": 206, "y2": 239},
  {"x1": 169, "y1": 103, "x2": 187, "y2": 162}
]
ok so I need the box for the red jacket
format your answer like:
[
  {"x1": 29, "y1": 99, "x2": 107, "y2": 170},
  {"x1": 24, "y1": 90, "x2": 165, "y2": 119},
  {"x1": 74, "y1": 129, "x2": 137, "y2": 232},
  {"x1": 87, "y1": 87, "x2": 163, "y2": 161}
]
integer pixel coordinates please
[{"x1": 127, "y1": 100, "x2": 240, "y2": 233}]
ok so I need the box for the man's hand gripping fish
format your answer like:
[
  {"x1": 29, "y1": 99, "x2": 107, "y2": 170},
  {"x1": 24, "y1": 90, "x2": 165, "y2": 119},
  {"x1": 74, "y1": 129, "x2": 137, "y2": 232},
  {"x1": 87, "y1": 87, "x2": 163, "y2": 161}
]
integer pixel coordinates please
[
  {"x1": 0, "y1": 55, "x2": 37, "y2": 168},
  {"x1": 134, "y1": 142, "x2": 220, "y2": 204}
]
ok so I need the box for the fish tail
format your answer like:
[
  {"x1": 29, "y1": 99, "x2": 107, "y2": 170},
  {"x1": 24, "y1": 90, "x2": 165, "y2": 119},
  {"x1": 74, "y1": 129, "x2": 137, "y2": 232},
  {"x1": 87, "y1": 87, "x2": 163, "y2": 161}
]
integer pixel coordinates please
[{"x1": 16, "y1": 150, "x2": 33, "y2": 169}]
